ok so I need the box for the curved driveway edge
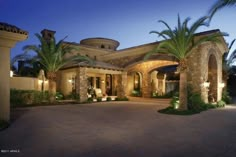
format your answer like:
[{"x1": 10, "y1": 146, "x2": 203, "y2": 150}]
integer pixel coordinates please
[{"x1": 1, "y1": 100, "x2": 236, "y2": 157}]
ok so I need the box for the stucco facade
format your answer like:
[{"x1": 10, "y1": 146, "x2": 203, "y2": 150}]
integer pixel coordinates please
[
  {"x1": 0, "y1": 22, "x2": 28, "y2": 121},
  {"x1": 45, "y1": 29, "x2": 227, "y2": 103}
]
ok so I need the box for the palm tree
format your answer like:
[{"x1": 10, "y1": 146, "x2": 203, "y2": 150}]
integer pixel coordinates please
[
  {"x1": 209, "y1": 0, "x2": 236, "y2": 19},
  {"x1": 223, "y1": 39, "x2": 235, "y2": 81},
  {"x1": 19, "y1": 33, "x2": 92, "y2": 102},
  {"x1": 11, "y1": 54, "x2": 44, "y2": 77},
  {"x1": 145, "y1": 15, "x2": 224, "y2": 110}
]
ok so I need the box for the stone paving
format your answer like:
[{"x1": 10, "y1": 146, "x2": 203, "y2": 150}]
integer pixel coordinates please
[{"x1": 0, "y1": 98, "x2": 236, "y2": 157}]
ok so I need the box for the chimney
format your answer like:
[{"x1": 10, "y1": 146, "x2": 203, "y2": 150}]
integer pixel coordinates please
[{"x1": 41, "y1": 29, "x2": 56, "y2": 42}]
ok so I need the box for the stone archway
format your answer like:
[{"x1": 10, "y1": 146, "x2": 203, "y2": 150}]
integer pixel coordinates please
[
  {"x1": 127, "y1": 71, "x2": 143, "y2": 96},
  {"x1": 126, "y1": 60, "x2": 178, "y2": 97},
  {"x1": 208, "y1": 54, "x2": 218, "y2": 103}
]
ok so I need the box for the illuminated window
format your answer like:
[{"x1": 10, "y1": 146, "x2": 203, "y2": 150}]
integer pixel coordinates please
[{"x1": 134, "y1": 72, "x2": 140, "y2": 90}]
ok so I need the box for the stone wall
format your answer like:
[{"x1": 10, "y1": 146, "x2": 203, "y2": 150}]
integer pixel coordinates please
[
  {"x1": 116, "y1": 72, "x2": 127, "y2": 98},
  {"x1": 187, "y1": 42, "x2": 223, "y2": 103},
  {"x1": 126, "y1": 60, "x2": 178, "y2": 97},
  {"x1": 76, "y1": 67, "x2": 88, "y2": 102}
]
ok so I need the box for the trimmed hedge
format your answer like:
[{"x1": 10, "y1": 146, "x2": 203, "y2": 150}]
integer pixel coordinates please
[{"x1": 10, "y1": 89, "x2": 49, "y2": 106}]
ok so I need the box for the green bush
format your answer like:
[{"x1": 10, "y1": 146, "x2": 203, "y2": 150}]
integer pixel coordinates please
[
  {"x1": 222, "y1": 88, "x2": 232, "y2": 104},
  {"x1": 152, "y1": 91, "x2": 176, "y2": 98},
  {"x1": 115, "y1": 97, "x2": 129, "y2": 101},
  {"x1": 188, "y1": 93, "x2": 206, "y2": 111},
  {"x1": 10, "y1": 89, "x2": 49, "y2": 106},
  {"x1": 87, "y1": 97, "x2": 93, "y2": 102},
  {"x1": 170, "y1": 96, "x2": 179, "y2": 109},
  {"x1": 131, "y1": 90, "x2": 142, "y2": 97},
  {"x1": 66, "y1": 92, "x2": 80, "y2": 100},
  {"x1": 216, "y1": 100, "x2": 226, "y2": 107},
  {"x1": 55, "y1": 92, "x2": 64, "y2": 100},
  {"x1": 106, "y1": 97, "x2": 112, "y2": 101},
  {"x1": 97, "y1": 97, "x2": 102, "y2": 102}
]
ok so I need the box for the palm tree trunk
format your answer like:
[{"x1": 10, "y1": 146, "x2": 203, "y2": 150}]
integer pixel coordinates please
[
  {"x1": 47, "y1": 72, "x2": 57, "y2": 102},
  {"x1": 179, "y1": 71, "x2": 188, "y2": 110}
]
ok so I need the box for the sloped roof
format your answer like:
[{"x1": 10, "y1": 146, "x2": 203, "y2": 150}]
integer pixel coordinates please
[
  {"x1": 61, "y1": 60, "x2": 123, "y2": 71},
  {"x1": 0, "y1": 22, "x2": 28, "y2": 35}
]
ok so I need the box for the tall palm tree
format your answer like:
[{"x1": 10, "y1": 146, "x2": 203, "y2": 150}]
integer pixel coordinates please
[
  {"x1": 19, "y1": 33, "x2": 92, "y2": 102},
  {"x1": 209, "y1": 0, "x2": 236, "y2": 19},
  {"x1": 223, "y1": 39, "x2": 235, "y2": 80},
  {"x1": 145, "y1": 15, "x2": 224, "y2": 110}
]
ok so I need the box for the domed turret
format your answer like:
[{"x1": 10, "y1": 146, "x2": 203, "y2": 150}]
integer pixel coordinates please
[{"x1": 80, "y1": 38, "x2": 119, "y2": 50}]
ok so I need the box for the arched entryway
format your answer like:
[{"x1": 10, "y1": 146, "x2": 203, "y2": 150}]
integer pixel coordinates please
[
  {"x1": 127, "y1": 71, "x2": 142, "y2": 96},
  {"x1": 126, "y1": 60, "x2": 178, "y2": 97},
  {"x1": 150, "y1": 65, "x2": 179, "y2": 97},
  {"x1": 208, "y1": 54, "x2": 218, "y2": 103}
]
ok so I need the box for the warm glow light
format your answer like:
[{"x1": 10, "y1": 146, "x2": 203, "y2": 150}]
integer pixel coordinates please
[
  {"x1": 10, "y1": 71, "x2": 13, "y2": 77},
  {"x1": 220, "y1": 83, "x2": 225, "y2": 88},
  {"x1": 68, "y1": 79, "x2": 72, "y2": 83},
  {"x1": 38, "y1": 80, "x2": 43, "y2": 84},
  {"x1": 202, "y1": 82, "x2": 210, "y2": 88}
]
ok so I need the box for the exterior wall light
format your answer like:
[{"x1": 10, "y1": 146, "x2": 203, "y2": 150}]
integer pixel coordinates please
[
  {"x1": 10, "y1": 70, "x2": 13, "y2": 77},
  {"x1": 38, "y1": 80, "x2": 43, "y2": 84},
  {"x1": 219, "y1": 83, "x2": 225, "y2": 88},
  {"x1": 68, "y1": 79, "x2": 72, "y2": 83},
  {"x1": 201, "y1": 82, "x2": 210, "y2": 88}
]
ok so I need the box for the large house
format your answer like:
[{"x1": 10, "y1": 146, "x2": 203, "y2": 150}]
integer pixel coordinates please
[{"x1": 40, "y1": 29, "x2": 227, "y2": 103}]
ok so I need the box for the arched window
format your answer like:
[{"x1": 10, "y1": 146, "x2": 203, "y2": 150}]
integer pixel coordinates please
[{"x1": 134, "y1": 72, "x2": 141, "y2": 90}]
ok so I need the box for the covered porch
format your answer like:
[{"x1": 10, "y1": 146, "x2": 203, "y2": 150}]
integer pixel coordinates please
[{"x1": 58, "y1": 61, "x2": 127, "y2": 102}]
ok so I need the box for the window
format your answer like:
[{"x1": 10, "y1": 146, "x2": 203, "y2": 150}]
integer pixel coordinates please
[
  {"x1": 101, "y1": 45, "x2": 105, "y2": 48},
  {"x1": 87, "y1": 77, "x2": 94, "y2": 87},
  {"x1": 134, "y1": 72, "x2": 140, "y2": 90},
  {"x1": 96, "y1": 77, "x2": 101, "y2": 88}
]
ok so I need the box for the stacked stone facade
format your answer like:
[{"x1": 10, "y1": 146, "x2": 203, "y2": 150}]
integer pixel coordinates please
[{"x1": 56, "y1": 30, "x2": 227, "y2": 103}]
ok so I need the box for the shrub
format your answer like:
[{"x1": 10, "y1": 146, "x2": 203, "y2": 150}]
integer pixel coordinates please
[
  {"x1": 97, "y1": 97, "x2": 102, "y2": 102},
  {"x1": 10, "y1": 89, "x2": 49, "y2": 106},
  {"x1": 106, "y1": 97, "x2": 112, "y2": 101},
  {"x1": 115, "y1": 97, "x2": 129, "y2": 101},
  {"x1": 222, "y1": 88, "x2": 232, "y2": 104},
  {"x1": 188, "y1": 93, "x2": 206, "y2": 111},
  {"x1": 66, "y1": 92, "x2": 80, "y2": 101},
  {"x1": 87, "y1": 97, "x2": 93, "y2": 102},
  {"x1": 216, "y1": 100, "x2": 226, "y2": 107},
  {"x1": 55, "y1": 92, "x2": 64, "y2": 100},
  {"x1": 131, "y1": 90, "x2": 142, "y2": 97},
  {"x1": 153, "y1": 91, "x2": 176, "y2": 98},
  {"x1": 170, "y1": 96, "x2": 179, "y2": 109}
]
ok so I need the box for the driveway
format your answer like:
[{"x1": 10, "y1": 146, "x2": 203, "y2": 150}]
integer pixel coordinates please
[{"x1": 0, "y1": 99, "x2": 236, "y2": 157}]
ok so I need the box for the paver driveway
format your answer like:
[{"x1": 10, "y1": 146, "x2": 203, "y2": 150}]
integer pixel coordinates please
[{"x1": 0, "y1": 99, "x2": 236, "y2": 157}]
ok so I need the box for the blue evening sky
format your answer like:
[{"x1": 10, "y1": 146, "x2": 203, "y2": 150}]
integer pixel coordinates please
[{"x1": 0, "y1": 0, "x2": 235, "y2": 58}]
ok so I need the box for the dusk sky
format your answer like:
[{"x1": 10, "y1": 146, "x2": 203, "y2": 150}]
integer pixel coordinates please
[{"x1": 0, "y1": 0, "x2": 235, "y2": 58}]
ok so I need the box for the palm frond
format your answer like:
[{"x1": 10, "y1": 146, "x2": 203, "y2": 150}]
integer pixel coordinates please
[
  {"x1": 209, "y1": 0, "x2": 236, "y2": 20},
  {"x1": 145, "y1": 15, "x2": 224, "y2": 62}
]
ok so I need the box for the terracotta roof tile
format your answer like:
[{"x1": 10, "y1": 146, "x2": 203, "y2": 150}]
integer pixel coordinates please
[{"x1": 0, "y1": 22, "x2": 28, "y2": 35}]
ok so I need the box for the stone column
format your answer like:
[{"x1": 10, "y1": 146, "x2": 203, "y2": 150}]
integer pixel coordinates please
[
  {"x1": 0, "y1": 47, "x2": 11, "y2": 121},
  {"x1": 142, "y1": 72, "x2": 151, "y2": 98},
  {"x1": 117, "y1": 72, "x2": 127, "y2": 98},
  {"x1": 76, "y1": 67, "x2": 88, "y2": 102},
  {"x1": 0, "y1": 24, "x2": 28, "y2": 122}
]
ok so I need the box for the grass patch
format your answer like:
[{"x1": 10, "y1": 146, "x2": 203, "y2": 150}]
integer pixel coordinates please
[
  {"x1": 11, "y1": 100, "x2": 79, "y2": 108},
  {"x1": 158, "y1": 106, "x2": 200, "y2": 115},
  {"x1": 158, "y1": 104, "x2": 217, "y2": 115}
]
